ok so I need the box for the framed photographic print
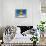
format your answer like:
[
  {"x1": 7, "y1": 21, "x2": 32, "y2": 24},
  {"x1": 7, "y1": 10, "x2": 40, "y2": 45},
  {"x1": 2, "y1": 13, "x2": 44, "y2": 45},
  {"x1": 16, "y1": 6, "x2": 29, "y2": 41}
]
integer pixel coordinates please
[{"x1": 16, "y1": 9, "x2": 27, "y2": 18}]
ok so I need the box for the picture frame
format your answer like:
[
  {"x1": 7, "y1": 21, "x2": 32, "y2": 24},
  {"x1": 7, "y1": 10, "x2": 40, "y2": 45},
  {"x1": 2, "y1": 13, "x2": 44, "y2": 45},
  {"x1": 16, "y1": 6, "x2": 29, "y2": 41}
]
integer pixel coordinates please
[{"x1": 16, "y1": 9, "x2": 27, "y2": 18}]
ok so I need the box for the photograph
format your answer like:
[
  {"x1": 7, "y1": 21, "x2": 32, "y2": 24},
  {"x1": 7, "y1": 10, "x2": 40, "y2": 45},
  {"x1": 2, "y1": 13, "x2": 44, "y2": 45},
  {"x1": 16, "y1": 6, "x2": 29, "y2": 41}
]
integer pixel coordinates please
[{"x1": 16, "y1": 9, "x2": 27, "y2": 18}]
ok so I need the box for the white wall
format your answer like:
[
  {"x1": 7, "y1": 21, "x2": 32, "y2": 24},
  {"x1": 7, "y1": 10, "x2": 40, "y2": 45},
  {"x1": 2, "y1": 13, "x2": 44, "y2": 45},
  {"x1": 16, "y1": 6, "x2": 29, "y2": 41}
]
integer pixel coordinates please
[
  {"x1": 2, "y1": 0, "x2": 41, "y2": 27},
  {"x1": 32, "y1": 0, "x2": 41, "y2": 27},
  {"x1": 0, "y1": 0, "x2": 2, "y2": 26}
]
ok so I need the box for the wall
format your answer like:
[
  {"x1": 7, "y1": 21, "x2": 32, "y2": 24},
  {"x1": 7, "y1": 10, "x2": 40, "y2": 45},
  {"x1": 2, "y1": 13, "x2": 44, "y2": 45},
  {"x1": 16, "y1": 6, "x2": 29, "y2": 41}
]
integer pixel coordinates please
[
  {"x1": 0, "y1": 0, "x2": 2, "y2": 26},
  {"x1": 2, "y1": 0, "x2": 41, "y2": 27},
  {"x1": 32, "y1": 0, "x2": 41, "y2": 27},
  {"x1": 0, "y1": 0, "x2": 3, "y2": 38}
]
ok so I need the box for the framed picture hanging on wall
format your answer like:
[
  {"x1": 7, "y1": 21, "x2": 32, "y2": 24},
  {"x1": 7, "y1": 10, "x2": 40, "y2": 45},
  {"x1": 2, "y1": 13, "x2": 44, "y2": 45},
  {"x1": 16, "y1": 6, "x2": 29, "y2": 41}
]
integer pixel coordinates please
[{"x1": 15, "y1": 9, "x2": 27, "y2": 18}]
